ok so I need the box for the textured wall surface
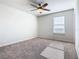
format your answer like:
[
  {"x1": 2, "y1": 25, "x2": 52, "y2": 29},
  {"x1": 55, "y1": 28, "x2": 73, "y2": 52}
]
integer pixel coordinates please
[
  {"x1": 38, "y1": 9, "x2": 75, "y2": 43},
  {"x1": 0, "y1": 4, "x2": 37, "y2": 47}
]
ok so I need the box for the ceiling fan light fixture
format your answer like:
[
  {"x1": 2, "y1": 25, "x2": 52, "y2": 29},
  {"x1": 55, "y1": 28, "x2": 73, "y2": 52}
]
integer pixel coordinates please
[
  {"x1": 37, "y1": 9, "x2": 44, "y2": 13},
  {"x1": 30, "y1": 1, "x2": 50, "y2": 13}
]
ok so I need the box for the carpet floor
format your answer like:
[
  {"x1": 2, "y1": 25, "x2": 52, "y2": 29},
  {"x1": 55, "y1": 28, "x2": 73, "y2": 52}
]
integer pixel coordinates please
[{"x1": 0, "y1": 38, "x2": 78, "y2": 59}]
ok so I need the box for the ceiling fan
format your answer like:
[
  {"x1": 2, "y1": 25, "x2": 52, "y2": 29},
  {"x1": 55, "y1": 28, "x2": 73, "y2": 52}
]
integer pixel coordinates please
[{"x1": 30, "y1": 1, "x2": 50, "y2": 13}]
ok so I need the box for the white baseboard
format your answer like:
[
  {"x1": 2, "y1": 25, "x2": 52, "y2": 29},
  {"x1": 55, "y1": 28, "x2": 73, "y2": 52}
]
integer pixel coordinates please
[{"x1": 0, "y1": 37, "x2": 37, "y2": 47}]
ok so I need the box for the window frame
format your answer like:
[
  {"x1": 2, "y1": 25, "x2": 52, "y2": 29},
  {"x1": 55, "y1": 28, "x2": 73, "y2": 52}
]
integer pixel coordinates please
[{"x1": 53, "y1": 16, "x2": 65, "y2": 34}]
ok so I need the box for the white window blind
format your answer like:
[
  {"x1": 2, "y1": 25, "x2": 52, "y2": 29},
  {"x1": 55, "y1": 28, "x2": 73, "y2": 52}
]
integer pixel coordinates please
[{"x1": 53, "y1": 16, "x2": 65, "y2": 33}]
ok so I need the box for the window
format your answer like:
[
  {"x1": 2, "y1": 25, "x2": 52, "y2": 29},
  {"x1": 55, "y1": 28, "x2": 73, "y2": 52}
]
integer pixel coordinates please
[{"x1": 53, "y1": 16, "x2": 65, "y2": 33}]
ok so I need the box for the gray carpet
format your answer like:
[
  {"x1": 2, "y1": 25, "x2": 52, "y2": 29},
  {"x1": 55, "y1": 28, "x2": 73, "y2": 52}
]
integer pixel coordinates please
[{"x1": 0, "y1": 38, "x2": 78, "y2": 59}]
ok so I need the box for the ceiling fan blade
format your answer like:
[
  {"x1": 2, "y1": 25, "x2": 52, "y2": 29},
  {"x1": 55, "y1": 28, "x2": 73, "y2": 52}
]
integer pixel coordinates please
[
  {"x1": 42, "y1": 9, "x2": 50, "y2": 11},
  {"x1": 31, "y1": 4, "x2": 38, "y2": 8},
  {"x1": 31, "y1": 9, "x2": 37, "y2": 11},
  {"x1": 42, "y1": 3, "x2": 48, "y2": 7}
]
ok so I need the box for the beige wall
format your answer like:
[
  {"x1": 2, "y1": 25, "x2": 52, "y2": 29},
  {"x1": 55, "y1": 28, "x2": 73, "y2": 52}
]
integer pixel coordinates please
[
  {"x1": 38, "y1": 9, "x2": 75, "y2": 43},
  {"x1": 0, "y1": 4, "x2": 37, "y2": 47},
  {"x1": 75, "y1": 0, "x2": 79, "y2": 58}
]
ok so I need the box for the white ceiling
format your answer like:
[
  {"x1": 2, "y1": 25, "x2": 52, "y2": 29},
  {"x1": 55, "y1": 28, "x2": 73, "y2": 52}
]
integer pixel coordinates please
[{"x1": 0, "y1": 0, "x2": 75, "y2": 16}]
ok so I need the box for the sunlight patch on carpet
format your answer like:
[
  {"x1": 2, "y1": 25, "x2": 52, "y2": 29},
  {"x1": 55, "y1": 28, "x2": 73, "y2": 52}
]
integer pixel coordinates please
[{"x1": 40, "y1": 43, "x2": 64, "y2": 59}]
